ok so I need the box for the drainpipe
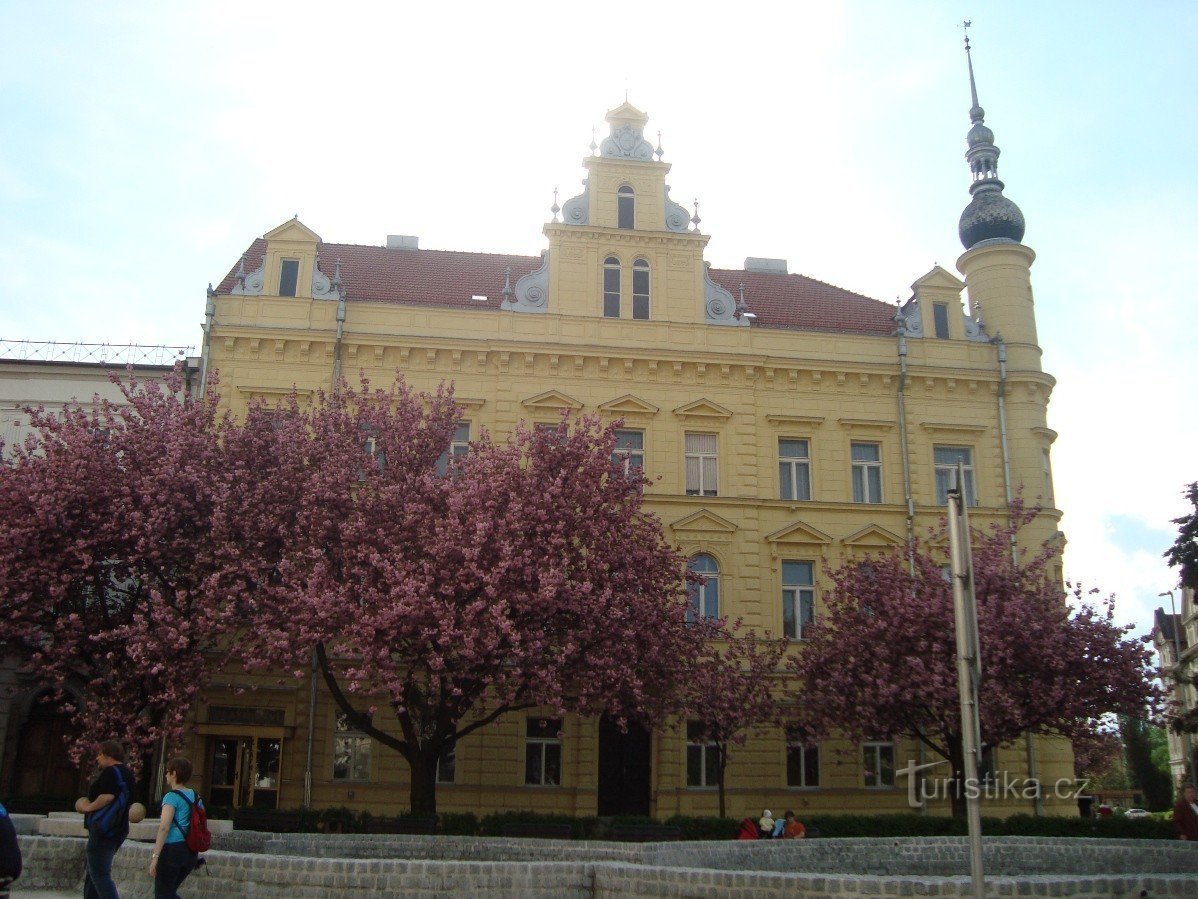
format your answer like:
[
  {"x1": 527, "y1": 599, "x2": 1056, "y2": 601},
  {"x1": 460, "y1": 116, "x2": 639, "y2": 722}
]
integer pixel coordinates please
[
  {"x1": 994, "y1": 335, "x2": 1043, "y2": 816},
  {"x1": 896, "y1": 333, "x2": 916, "y2": 575},
  {"x1": 332, "y1": 294, "x2": 347, "y2": 388},
  {"x1": 198, "y1": 286, "x2": 217, "y2": 398}
]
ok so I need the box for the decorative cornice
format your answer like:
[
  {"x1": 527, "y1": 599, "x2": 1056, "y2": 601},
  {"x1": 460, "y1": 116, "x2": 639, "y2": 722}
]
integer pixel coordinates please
[
  {"x1": 765, "y1": 414, "x2": 825, "y2": 428},
  {"x1": 918, "y1": 421, "x2": 988, "y2": 435},
  {"x1": 837, "y1": 418, "x2": 895, "y2": 432},
  {"x1": 673, "y1": 398, "x2": 734, "y2": 419}
]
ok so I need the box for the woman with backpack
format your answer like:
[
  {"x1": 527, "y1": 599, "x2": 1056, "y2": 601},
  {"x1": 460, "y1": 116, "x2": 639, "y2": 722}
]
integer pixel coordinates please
[{"x1": 148, "y1": 757, "x2": 201, "y2": 899}]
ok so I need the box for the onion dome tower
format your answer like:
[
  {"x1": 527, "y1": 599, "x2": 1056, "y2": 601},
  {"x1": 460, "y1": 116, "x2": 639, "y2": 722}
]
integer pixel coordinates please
[
  {"x1": 957, "y1": 27, "x2": 1025, "y2": 249},
  {"x1": 954, "y1": 24, "x2": 1041, "y2": 371}
]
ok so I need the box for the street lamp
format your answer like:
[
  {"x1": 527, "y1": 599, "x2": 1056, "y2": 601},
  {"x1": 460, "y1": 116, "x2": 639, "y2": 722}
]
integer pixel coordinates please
[{"x1": 1159, "y1": 590, "x2": 1197, "y2": 785}]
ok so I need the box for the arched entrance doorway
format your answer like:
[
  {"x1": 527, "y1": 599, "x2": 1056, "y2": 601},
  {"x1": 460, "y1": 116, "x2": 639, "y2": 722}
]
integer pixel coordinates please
[{"x1": 12, "y1": 691, "x2": 82, "y2": 801}]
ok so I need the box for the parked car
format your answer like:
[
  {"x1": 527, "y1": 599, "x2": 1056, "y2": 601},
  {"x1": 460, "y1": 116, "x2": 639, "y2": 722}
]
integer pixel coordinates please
[{"x1": 1123, "y1": 808, "x2": 1150, "y2": 819}]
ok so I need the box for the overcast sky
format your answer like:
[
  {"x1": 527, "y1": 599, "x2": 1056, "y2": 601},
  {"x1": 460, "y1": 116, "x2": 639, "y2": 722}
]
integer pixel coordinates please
[{"x1": 2, "y1": 1, "x2": 1195, "y2": 644}]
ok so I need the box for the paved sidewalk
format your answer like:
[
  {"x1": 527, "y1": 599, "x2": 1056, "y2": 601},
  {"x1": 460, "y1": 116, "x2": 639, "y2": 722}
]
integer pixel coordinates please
[{"x1": 11, "y1": 891, "x2": 77, "y2": 897}]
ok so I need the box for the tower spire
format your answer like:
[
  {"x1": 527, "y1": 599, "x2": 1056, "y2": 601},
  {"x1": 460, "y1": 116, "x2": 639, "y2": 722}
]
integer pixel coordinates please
[{"x1": 956, "y1": 23, "x2": 1026, "y2": 250}]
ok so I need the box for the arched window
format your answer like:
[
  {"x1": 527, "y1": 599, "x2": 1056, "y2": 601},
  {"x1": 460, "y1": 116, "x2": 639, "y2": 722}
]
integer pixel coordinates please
[
  {"x1": 603, "y1": 256, "x2": 621, "y2": 318},
  {"x1": 632, "y1": 258, "x2": 650, "y2": 320},
  {"x1": 687, "y1": 554, "x2": 720, "y2": 622},
  {"x1": 617, "y1": 185, "x2": 635, "y2": 230}
]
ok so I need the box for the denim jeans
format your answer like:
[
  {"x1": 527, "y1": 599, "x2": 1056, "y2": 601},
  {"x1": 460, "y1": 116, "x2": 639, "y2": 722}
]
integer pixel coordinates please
[
  {"x1": 83, "y1": 833, "x2": 124, "y2": 899},
  {"x1": 153, "y1": 842, "x2": 195, "y2": 899}
]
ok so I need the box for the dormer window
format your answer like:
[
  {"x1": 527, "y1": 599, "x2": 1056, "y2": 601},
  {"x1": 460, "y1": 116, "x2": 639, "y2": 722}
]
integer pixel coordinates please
[
  {"x1": 603, "y1": 256, "x2": 621, "y2": 317},
  {"x1": 279, "y1": 259, "x2": 300, "y2": 297},
  {"x1": 632, "y1": 258, "x2": 650, "y2": 320},
  {"x1": 617, "y1": 186, "x2": 635, "y2": 230}
]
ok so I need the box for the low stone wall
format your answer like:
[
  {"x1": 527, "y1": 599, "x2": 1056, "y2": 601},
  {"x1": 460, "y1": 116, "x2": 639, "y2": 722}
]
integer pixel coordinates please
[{"x1": 13, "y1": 834, "x2": 1198, "y2": 898}]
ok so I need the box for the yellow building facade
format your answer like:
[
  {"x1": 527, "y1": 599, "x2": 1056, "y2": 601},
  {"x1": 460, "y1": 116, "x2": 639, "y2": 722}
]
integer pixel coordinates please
[{"x1": 188, "y1": 95, "x2": 1072, "y2": 820}]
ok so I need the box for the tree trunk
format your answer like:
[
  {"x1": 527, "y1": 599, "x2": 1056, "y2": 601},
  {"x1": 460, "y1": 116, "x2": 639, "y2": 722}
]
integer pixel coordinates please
[
  {"x1": 716, "y1": 743, "x2": 728, "y2": 820},
  {"x1": 408, "y1": 750, "x2": 438, "y2": 817}
]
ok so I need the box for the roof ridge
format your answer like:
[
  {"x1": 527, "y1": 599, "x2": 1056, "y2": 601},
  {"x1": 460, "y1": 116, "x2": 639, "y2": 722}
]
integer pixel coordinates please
[
  {"x1": 317, "y1": 241, "x2": 542, "y2": 260},
  {"x1": 708, "y1": 266, "x2": 886, "y2": 305}
]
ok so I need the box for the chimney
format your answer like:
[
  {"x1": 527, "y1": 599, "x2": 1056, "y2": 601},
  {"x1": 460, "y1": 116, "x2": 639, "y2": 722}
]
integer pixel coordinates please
[
  {"x1": 386, "y1": 235, "x2": 419, "y2": 251},
  {"x1": 744, "y1": 257, "x2": 787, "y2": 274}
]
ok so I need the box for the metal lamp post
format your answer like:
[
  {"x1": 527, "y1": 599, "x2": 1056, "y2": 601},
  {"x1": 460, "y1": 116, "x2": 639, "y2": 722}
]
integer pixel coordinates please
[{"x1": 946, "y1": 461, "x2": 984, "y2": 899}]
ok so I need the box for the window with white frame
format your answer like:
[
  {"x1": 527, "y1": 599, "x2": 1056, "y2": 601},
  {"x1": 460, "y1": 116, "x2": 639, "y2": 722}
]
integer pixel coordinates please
[
  {"x1": 524, "y1": 718, "x2": 562, "y2": 786},
  {"x1": 435, "y1": 422, "x2": 471, "y2": 476},
  {"x1": 612, "y1": 429, "x2": 645, "y2": 477},
  {"x1": 851, "y1": 442, "x2": 883, "y2": 503},
  {"x1": 934, "y1": 445, "x2": 977, "y2": 506},
  {"x1": 332, "y1": 712, "x2": 371, "y2": 781},
  {"x1": 781, "y1": 560, "x2": 815, "y2": 639},
  {"x1": 785, "y1": 727, "x2": 820, "y2": 788},
  {"x1": 685, "y1": 433, "x2": 718, "y2": 496},
  {"x1": 863, "y1": 741, "x2": 895, "y2": 788},
  {"x1": 686, "y1": 554, "x2": 720, "y2": 622},
  {"x1": 603, "y1": 256, "x2": 621, "y2": 318},
  {"x1": 436, "y1": 739, "x2": 456, "y2": 784},
  {"x1": 686, "y1": 721, "x2": 720, "y2": 787},
  {"x1": 617, "y1": 185, "x2": 635, "y2": 230},
  {"x1": 632, "y1": 258, "x2": 650, "y2": 320},
  {"x1": 778, "y1": 438, "x2": 811, "y2": 501}
]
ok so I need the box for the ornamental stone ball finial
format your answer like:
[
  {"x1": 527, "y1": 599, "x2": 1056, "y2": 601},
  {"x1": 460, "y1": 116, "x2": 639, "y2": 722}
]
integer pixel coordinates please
[{"x1": 957, "y1": 22, "x2": 1025, "y2": 250}]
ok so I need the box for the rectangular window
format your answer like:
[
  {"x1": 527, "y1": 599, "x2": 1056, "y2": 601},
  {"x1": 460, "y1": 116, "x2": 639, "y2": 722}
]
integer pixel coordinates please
[
  {"x1": 603, "y1": 265, "x2": 620, "y2": 318},
  {"x1": 778, "y1": 438, "x2": 811, "y2": 501},
  {"x1": 435, "y1": 422, "x2": 471, "y2": 475},
  {"x1": 781, "y1": 560, "x2": 815, "y2": 640},
  {"x1": 332, "y1": 712, "x2": 371, "y2": 781},
  {"x1": 851, "y1": 442, "x2": 883, "y2": 503},
  {"x1": 684, "y1": 433, "x2": 718, "y2": 496},
  {"x1": 785, "y1": 728, "x2": 820, "y2": 788},
  {"x1": 436, "y1": 740, "x2": 456, "y2": 785},
  {"x1": 686, "y1": 722, "x2": 720, "y2": 788},
  {"x1": 524, "y1": 718, "x2": 562, "y2": 786},
  {"x1": 934, "y1": 445, "x2": 977, "y2": 506},
  {"x1": 632, "y1": 264, "x2": 650, "y2": 320},
  {"x1": 932, "y1": 302, "x2": 950, "y2": 339},
  {"x1": 278, "y1": 259, "x2": 300, "y2": 297},
  {"x1": 863, "y1": 742, "x2": 895, "y2": 788},
  {"x1": 612, "y1": 429, "x2": 645, "y2": 476}
]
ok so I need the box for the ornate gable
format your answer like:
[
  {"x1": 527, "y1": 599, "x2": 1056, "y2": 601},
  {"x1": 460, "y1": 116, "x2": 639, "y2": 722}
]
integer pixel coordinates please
[
  {"x1": 521, "y1": 389, "x2": 583, "y2": 411},
  {"x1": 670, "y1": 509, "x2": 738, "y2": 535},
  {"x1": 842, "y1": 524, "x2": 906, "y2": 549},
  {"x1": 765, "y1": 520, "x2": 833, "y2": 549},
  {"x1": 673, "y1": 398, "x2": 733, "y2": 419},
  {"x1": 598, "y1": 394, "x2": 660, "y2": 417}
]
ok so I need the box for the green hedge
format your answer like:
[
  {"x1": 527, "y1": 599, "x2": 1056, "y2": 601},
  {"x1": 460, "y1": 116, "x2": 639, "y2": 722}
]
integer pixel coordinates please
[{"x1": 479, "y1": 809, "x2": 596, "y2": 839}]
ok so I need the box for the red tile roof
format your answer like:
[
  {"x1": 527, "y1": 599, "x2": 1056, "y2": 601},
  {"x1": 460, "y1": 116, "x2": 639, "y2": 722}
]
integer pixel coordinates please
[{"x1": 217, "y1": 241, "x2": 897, "y2": 336}]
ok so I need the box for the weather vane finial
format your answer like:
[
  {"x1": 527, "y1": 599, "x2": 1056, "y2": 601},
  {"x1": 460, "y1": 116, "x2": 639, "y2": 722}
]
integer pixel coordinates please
[{"x1": 962, "y1": 19, "x2": 980, "y2": 113}]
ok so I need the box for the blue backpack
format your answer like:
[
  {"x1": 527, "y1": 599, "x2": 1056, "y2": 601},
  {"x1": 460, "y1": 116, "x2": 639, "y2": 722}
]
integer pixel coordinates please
[{"x1": 85, "y1": 766, "x2": 130, "y2": 838}]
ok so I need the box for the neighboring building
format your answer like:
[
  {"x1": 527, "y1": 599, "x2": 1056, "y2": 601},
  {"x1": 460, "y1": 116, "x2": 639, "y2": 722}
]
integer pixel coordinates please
[
  {"x1": 1153, "y1": 589, "x2": 1197, "y2": 786},
  {"x1": 0, "y1": 341, "x2": 195, "y2": 805},
  {"x1": 179, "y1": 58, "x2": 1072, "y2": 819}
]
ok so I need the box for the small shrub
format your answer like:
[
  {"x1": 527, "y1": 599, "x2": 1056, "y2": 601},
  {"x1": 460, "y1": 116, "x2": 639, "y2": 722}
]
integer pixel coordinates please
[
  {"x1": 439, "y1": 812, "x2": 479, "y2": 835},
  {"x1": 664, "y1": 815, "x2": 741, "y2": 841}
]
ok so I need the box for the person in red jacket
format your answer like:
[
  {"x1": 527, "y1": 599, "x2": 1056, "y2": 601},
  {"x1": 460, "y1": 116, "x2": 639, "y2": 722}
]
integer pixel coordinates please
[{"x1": 1173, "y1": 783, "x2": 1198, "y2": 841}]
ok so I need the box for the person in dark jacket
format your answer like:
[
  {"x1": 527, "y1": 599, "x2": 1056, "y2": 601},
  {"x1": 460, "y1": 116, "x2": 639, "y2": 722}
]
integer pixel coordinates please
[
  {"x1": 75, "y1": 740, "x2": 136, "y2": 899},
  {"x1": 1174, "y1": 783, "x2": 1198, "y2": 841},
  {"x1": 0, "y1": 799, "x2": 21, "y2": 897}
]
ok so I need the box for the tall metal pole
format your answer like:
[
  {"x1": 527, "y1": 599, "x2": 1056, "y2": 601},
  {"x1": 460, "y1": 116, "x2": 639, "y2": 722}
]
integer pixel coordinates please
[{"x1": 947, "y1": 462, "x2": 985, "y2": 898}]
